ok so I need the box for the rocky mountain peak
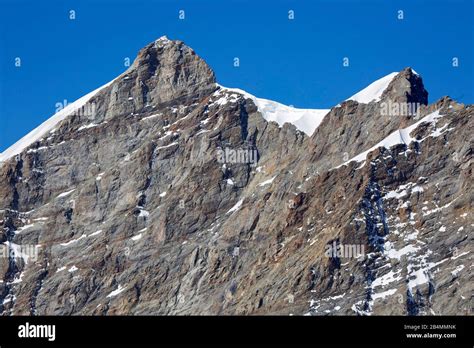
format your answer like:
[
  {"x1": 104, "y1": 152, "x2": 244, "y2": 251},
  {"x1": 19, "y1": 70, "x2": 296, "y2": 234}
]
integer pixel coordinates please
[
  {"x1": 0, "y1": 38, "x2": 471, "y2": 317},
  {"x1": 380, "y1": 67, "x2": 428, "y2": 105},
  {"x1": 126, "y1": 37, "x2": 217, "y2": 106},
  {"x1": 84, "y1": 37, "x2": 219, "y2": 123}
]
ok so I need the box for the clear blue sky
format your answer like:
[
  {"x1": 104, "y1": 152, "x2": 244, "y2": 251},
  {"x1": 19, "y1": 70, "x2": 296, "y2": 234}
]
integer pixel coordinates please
[{"x1": 0, "y1": 0, "x2": 472, "y2": 151}]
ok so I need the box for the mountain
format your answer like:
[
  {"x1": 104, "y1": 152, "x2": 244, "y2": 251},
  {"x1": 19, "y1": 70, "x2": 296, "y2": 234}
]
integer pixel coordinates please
[{"x1": 0, "y1": 37, "x2": 472, "y2": 315}]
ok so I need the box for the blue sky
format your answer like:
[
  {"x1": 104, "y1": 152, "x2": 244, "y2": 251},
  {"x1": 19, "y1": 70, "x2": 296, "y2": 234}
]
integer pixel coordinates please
[{"x1": 0, "y1": 0, "x2": 472, "y2": 151}]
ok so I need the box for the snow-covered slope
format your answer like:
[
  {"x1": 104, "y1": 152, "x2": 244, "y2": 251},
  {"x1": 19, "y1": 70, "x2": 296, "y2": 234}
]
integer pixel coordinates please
[
  {"x1": 1, "y1": 70, "x2": 417, "y2": 162},
  {"x1": 218, "y1": 84, "x2": 330, "y2": 136},
  {"x1": 335, "y1": 110, "x2": 443, "y2": 168},
  {"x1": 346, "y1": 72, "x2": 398, "y2": 103},
  {"x1": 0, "y1": 79, "x2": 115, "y2": 163}
]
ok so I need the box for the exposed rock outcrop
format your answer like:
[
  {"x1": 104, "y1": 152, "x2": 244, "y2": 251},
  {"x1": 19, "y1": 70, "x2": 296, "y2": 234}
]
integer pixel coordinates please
[{"x1": 0, "y1": 38, "x2": 471, "y2": 316}]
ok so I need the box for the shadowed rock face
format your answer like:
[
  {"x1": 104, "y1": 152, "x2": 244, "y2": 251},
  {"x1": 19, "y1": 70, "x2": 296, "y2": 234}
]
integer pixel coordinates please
[
  {"x1": 381, "y1": 67, "x2": 429, "y2": 105},
  {"x1": 0, "y1": 38, "x2": 472, "y2": 316}
]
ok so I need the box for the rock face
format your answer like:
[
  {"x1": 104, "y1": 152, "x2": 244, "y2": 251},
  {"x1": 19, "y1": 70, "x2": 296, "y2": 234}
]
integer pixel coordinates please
[
  {"x1": 0, "y1": 37, "x2": 472, "y2": 316},
  {"x1": 381, "y1": 67, "x2": 428, "y2": 105}
]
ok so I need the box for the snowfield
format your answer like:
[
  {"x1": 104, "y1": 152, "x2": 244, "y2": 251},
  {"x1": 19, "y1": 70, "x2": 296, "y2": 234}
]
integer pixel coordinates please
[
  {"x1": 218, "y1": 84, "x2": 330, "y2": 136},
  {"x1": 218, "y1": 71, "x2": 403, "y2": 136},
  {"x1": 346, "y1": 72, "x2": 398, "y2": 103},
  {"x1": 1, "y1": 70, "x2": 410, "y2": 163}
]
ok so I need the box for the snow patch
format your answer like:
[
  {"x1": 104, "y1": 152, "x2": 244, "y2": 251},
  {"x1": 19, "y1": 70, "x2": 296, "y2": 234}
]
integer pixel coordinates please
[
  {"x1": 217, "y1": 84, "x2": 329, "y2": 136},
  {"x1": 57, "y1": 189, "x2": 76, "y2": 199},
  {"x1": 141, "y1": 113, "x2": 162, "y2": 121},
  {"x1": 451, "y1": 265, "x2": 464, "y2": 276},
  {"x1": 226, "y1": 199, "x2": 244, "y2": 214},
  {"x1": 88, "y1": 230, "x2": 103, "y2": 237},
  {"x1": 138, "y1": 209, "x2": 149, "y2": 218},
  {"x1": 60, "y1": 234, "x2": 86, "y2": 247},
  {"x1": 78, "y1": 123, "x2": 98, "y2": 131},
  {"x1": 346, "y1": 72, "x2": 398, "y2": 103},
  {"x1": 107, "y1": 284, "x2": 126, "y2": 298},
  {"x1": 372, "y1": 288, "x2": 397, "y2": 300},
  {"x1": 14, "y1": 223, "x2": 37, "y2": 234},
  {"x1": 131, "y1": 234, "x2": 142, "y2": 241},
  {"x1": 336, "y1": 110, "x2": 443, "y2": 168},
  {"x1": 156, "y1": 142, "x2": 178, "y2": 150},
  {"x1": 258, "y1": 176, "x2": 276, "y2": 187},
  {"x1": 385, "y1": 244, "x2": 420, "y2": 260},
  {"x1": 372, "y1": 270, "x2": 403, "y2": 288}
]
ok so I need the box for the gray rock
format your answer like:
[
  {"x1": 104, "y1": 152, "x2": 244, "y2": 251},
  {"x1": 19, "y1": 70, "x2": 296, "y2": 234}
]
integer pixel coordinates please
[{"x1": 0, "y1": 38, "x2": 472, "y2": 316}]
